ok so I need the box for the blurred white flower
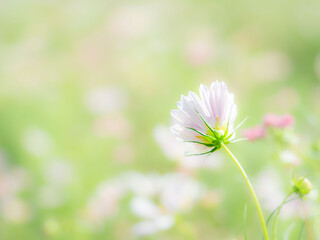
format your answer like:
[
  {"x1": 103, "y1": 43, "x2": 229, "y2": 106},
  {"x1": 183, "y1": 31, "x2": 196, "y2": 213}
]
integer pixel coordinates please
[
  {"x1": 171, "y1": 81, "x2": 238, "y2": 156},
  {"x1": 255, "y1": 168, "x2": 286, "y2": 212},
  {"x1": 132, "y1": 215, "x2": 174, "y2": 237},
  {"x1": 38, "y1": 159, "x2": 75, "y2": 209},
  {"x1": 83, "y1": 171, "x2": 213, "y2": 236},
  {"x1": 93, "y1": 115, "x2": 132, "y2": 139},
  {"x1": 108, "y1": 5, "x2": 156, "y2": 40},
  {"x1": 1, "y1": 198, "x2": 31, "y2": 223},
  {"x1": 38, "y1": 185, "x2": 67, "y2": 208},
  {"x1": 279, "y1": 150, "x2": 301, "y2": 166},
  {"x1": 128, "y1": 172, "x2": 205, "y2": 236},
  {"x1": 160, "y1": 174, "x2": 204, "y2": 213},
  {"x1": 282, "y1": 197, "x2": 314, "y2": 219},
  {"x1": 122, "y1": 172, "x2": 162, "y2": 197},
  {"x1": 182, "y1": 153, "x2": 223, "y2": 169},
  {"x1": 154, "y1": 125, "x2": 185, "y2": 160},
  {"x1": 84, "y1": 180, "x2": 125, "y2": 224},
  {"x1": 130, "y1": 196, "x2": 161, "y2": 219},
  {"x1": 43, "y1": 159, "x2": 75, "y2": 187},
  {"x1": 85, "y1": 87, "x2": 128, "y2": 115},
  {"x1": 0, "y1": 156, "x2": 32, "y2": 223},
  {"x1": 255, "y1": 168, "x2": 308, "y2": 219},
  {"x1": 22, "y1": 127, "x2": 53, "y2": 157},
  {"x1": 127, "y1": 173, "x2": 205, "y2": 215},
  {"x1": 0, "y1": 168, "x2": 29, "y2": 199}
]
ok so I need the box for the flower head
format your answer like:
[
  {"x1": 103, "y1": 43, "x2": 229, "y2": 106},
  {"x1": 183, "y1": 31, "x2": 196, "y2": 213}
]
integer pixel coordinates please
[{"x1": 171, "y1": 81, "x2": 241, "y2": 156}]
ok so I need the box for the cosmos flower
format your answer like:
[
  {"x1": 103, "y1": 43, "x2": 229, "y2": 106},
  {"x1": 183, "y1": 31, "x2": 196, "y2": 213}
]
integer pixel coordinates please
[
  {"x1": 264, "y1": 113, "x2": 294, "y2": 128},
  {"x1": 171, "y1": 81, "x2": 243, "y2": 156},
  {"x1": 242, "y1": 125, "x2": 267, "y2": 141}
]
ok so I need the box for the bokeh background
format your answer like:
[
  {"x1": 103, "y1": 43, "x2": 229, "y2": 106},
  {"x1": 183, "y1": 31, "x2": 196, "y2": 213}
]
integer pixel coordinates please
[{"x1": 0, "y1": 0, "x2": 320, "y2": 239}]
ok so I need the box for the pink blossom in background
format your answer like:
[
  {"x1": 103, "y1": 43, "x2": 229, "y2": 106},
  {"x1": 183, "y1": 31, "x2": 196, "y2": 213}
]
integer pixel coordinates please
[
  {"x1": 264, "y1": 114, "x2": 295, "y2": 128},
  {"x1": 242, "y1": 125, "x2": 267, "y2": 141},
  {"x1": 185, "y1": 32, "x2": 215, "y2": 66},
  {"x1": 85, "y1": 87, "x2": 128, "y2": 115},
  {"x1": 250, "y1": 51, "x2": 292, "y2": 83}
]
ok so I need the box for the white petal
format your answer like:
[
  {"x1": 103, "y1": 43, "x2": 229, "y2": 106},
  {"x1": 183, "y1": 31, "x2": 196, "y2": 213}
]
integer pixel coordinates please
[{"x1": 130, "y1": 196, "x2": 160, "y2": 219}]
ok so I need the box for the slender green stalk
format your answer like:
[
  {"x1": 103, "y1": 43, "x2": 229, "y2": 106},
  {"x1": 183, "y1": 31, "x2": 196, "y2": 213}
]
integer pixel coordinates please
[
  {"x1": 266, "y1": 196, "x2": 299, "y2": 226},
  {"x1": 272, "y1": 191, "x2": 293, "y2": 239},
  {"x1": 221, "y1": 143, "x2": 270, "y2": 240}
]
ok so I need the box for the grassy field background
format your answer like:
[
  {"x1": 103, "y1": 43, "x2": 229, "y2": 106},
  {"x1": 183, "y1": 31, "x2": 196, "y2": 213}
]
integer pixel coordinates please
[{"x1": 0, "y1": 0, "x2": 319, "y2": 239}]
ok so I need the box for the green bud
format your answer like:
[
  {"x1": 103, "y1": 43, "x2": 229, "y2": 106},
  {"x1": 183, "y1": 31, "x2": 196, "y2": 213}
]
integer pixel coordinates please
[{"x1": 293, "y1": 177, "x2": 312, "y2": 196}]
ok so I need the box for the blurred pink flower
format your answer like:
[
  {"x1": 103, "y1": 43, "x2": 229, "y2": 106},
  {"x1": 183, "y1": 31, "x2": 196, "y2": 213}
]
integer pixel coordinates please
[
  {"x1": 242, "y1": 125, "x2": 267, "y2": 141},
  {"x1": 108, "y1": 5, "x2": 156, "y2": 40},
  {"x1": 185, "y1": 32, "x2": 215, "y2": 66},
  {"x1": 265, "y1": 88, "x2": 300, "y2": 112},
  {"x1": 93, "y1": 115, "x2": 132, "y2": 139},
  {"x1": 113, "y1": 144, "x2": 136, "y2": 164},
  {"x1": 84, "y1": 180, "x2": 125, "y2": 225},
  {"x1": 251, "y1": 51, "x2": 292, "y2": 82},
  {"x1": 85, "y1": 87, "x2": 128, "y2": 115},
  {"x1": 1, "y1": 198, "x2": 31, "y2": 223},
  {"x1": 264, "y1": 114, "x2": 294, "y2": 128}
]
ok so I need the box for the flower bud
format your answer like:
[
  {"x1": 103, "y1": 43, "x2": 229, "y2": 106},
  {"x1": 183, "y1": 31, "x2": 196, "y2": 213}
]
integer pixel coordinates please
[{"x1": 293, "y1": 177, "x2": 312, "y2": 196}]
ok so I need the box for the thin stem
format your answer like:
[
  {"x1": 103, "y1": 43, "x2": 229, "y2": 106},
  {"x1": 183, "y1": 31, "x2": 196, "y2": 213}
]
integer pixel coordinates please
[
  {"x1": 272, "y1": 191, "x2": 293, "y2": 240},
  {"x1": 221, "y1": 143, "x2": 270, "y2": 240},
  {"x1": 266, "y1": 196, "x2": 300, "y2": 226}
]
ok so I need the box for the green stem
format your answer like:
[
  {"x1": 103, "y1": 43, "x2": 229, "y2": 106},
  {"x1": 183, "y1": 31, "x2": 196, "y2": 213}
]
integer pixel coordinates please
[
  {"x1": 272, "y1": 191, "x2": 293, "y2": 240},
  {"x1": 221, "y1": 143, "x2": 270, "y2": 240}
]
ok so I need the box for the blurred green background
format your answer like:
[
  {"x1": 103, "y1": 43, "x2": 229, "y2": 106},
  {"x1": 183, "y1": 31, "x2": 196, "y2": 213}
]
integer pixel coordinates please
[{"x1": 0, "y1": 0, "x2": 320, "y2": 239}]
